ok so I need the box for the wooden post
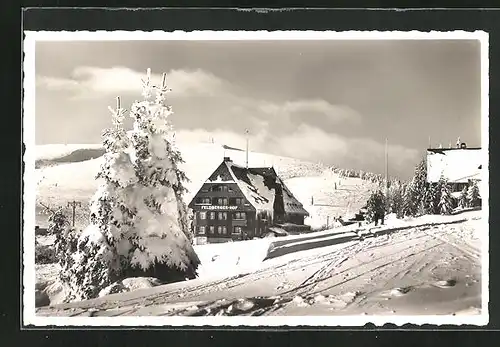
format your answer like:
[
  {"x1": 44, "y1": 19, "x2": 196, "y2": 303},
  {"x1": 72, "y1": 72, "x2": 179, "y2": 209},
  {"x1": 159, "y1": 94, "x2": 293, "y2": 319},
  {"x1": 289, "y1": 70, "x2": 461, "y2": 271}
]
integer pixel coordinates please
[{"x1": 67, "y1": 201, "x2": 82, "y2": 227}]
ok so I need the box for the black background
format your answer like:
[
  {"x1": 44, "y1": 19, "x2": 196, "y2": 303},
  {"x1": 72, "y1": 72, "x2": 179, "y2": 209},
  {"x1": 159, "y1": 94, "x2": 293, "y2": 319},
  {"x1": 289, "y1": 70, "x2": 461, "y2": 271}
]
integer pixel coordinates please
[{"x1": 5, "y1": 3, "x2": 500, "y2": 346}]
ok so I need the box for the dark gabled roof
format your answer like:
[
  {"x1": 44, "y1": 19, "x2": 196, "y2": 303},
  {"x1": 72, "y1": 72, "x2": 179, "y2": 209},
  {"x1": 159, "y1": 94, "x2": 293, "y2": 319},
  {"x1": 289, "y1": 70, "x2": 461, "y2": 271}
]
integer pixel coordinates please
[{"x1": 202, "y1": 159, "x2": 309, "y2": 216}]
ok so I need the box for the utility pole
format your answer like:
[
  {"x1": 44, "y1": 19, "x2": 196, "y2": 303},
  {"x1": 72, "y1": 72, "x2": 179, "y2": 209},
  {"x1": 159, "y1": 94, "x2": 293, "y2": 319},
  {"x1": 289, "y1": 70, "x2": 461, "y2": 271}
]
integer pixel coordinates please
[
  {"x1": 385, "y1": 138, "x2": 389, "y2": 197},
  {"x1": 245, "y1": 129, "x2": 249, "y2": 169},
  {"x1": 67, "y1": 201, "x2": 82, "y2": 227}
]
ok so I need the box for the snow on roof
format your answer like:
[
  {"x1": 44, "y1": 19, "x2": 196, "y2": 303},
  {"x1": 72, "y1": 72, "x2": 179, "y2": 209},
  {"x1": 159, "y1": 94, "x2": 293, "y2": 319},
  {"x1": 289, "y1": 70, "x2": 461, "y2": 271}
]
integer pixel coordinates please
[
  {"x1": 206, "y1": 160, "x2": 309, "y2": 216},
  {"x1": 427, "y1": 148, "x2": 482, "y2": 183}
]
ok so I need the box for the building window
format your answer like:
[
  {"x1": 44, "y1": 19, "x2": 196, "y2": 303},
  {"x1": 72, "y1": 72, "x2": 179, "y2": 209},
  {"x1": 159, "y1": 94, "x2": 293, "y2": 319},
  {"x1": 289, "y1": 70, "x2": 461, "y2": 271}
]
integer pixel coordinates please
[
  {"x1": 217, "y1": 212, "x2": 228, "y2": 220},
  {"x1": 199, "y1": 212, "x2": 207, "y2": 220},
  {"x1": 209, "y1": 226, "x2": 215, "y2": 235},
  {"x1": 195, "y1": 197, "x2": 211, "y2": 205},
  {"x1": 217, "y1": 225, "x2": 227, "y2": 235},
  {"x1": 212, "y1": 185, "x2": 229, "y2": 192},
  {"x1": 234, "y1": 212, "x2": 246, "y2": 220},
  {"x1": 217, "y1": 226, "x2": 228, "y2": 235},
  {"x1": 209, "y1": 212, "x2": 216, "y2": 220},
  {"x1": 231, "y1": 197, "x2": 244, "y2": 205},
  {"x1": 216, "y1": 197, "x2": 228, "y2": 205},
  {"x1": 233, "y1": 226, "x2": 242, "y2": 235},
  {"x1": 198, "y1": 226, "x2": 206, "y2": 235}
]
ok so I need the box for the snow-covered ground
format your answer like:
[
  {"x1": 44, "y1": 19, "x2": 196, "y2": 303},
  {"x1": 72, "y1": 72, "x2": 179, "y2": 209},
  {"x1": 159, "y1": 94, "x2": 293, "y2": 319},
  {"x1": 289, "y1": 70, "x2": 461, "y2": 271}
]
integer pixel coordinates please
[
  {"x1": 286, "y1": 170, "x2": 376, "y2": 229},
  {"x1": 36, "y1": 210, "x2": 483, "y2": 317}
]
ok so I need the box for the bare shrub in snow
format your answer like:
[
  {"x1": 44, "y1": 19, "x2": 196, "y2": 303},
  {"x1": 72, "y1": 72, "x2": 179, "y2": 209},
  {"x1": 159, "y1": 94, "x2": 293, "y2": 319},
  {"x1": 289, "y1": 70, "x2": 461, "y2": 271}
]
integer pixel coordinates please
[{"x1": 35, "y1": 241, "x2": 57, "y2": 264}]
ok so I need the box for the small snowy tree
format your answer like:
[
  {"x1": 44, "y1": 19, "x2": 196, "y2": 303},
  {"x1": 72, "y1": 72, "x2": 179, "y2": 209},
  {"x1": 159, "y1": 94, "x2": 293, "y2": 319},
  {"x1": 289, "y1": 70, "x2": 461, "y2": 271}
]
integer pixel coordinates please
[
  {"x1": 402, "y1": 178, "x2": 418, "y2": 217},
  {"x1": 459, "y1": 185, "x2": 468, "y2": 208},
  {"x1": 51, "y1": 207, "x2": 77, "y2": 274},
  {"x1": 402, "y1": 157, "x2": 429, "y2": 217},
  {"x1": 427, "y1": 182, "x2": 442, "y2": 214},
  {"x1": 125, "y1": 69, "x2": 199, "y2": 281},
  {"x1": 467, "y1": 180, "x2": 481, "y2": 207},
  {"x1": 413, "y1": 157, "x2": 429, "y2": 215},
  {"x1": 387, "y1": 180, "x2": 404, "y2": 218},
  {"x1": 438, "y1": 178, "x2": 453, "y2": 215}
]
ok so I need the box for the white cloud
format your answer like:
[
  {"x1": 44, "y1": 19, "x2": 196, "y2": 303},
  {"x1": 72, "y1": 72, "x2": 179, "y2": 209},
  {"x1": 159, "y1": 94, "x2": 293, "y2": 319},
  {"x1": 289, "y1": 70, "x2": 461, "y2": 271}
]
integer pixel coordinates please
[
  {"x1": 260, "y1": 99, "x2": 361, "y2": 125},
  {"x1": 36, "y1": 66, "x2": 230, "y2": 99}
]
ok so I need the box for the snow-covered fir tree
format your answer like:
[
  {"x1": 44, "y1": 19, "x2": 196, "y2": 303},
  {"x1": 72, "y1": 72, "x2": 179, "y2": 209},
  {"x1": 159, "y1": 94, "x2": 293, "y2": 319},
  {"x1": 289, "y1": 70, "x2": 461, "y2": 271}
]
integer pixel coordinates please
[
  {"x1": 58, "y1": 71, "x2": 201, "y2": 302},
  {"x1": 413, "y1": 157, "x2": 428, "y2": 214},
  {"x1": 422, "y1": 184, "x2": 434, "y2": 215},
  {"x1": 61, "y1": 97, "x2": 136, "y2": 302},
  {"x1": 125, "y1": 70, "x2": 199, "y2": 281},
  {"x1": 387, "y1": 180, "x2": 404, "y2": 218},
  {"x1": 438, "y1": 177, "x2": 454, "y2": 215},
  {"x1": 402, "y1": 176, "x2": 419, "y2": 217},
  {"x1": 467, "y1": 180, "x2": 481, "y2": 207},
  {"x1": 427, "y1": 182, "x2": 442, "y2": 215},
  {"x1": 402, "y1": 157, "x2": 430, "y2": 217},
  {"x1": 459, "y1": 185, "x2": 468, "y2": 208}
]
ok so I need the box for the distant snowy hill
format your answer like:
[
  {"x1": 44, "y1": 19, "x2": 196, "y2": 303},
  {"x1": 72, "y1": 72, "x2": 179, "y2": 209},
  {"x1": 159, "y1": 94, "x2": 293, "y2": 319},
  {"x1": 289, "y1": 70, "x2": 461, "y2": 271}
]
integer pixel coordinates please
[{"x1": 34, "y1": 141, "x2": 377, "y2": 229}]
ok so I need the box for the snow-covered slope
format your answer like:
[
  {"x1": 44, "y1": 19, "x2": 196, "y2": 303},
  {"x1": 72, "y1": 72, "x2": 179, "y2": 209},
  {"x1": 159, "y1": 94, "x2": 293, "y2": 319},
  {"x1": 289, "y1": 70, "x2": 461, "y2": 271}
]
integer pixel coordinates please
[
  {"x1": 36, "y1": 210, "x2": 484, "y2": 318},
  {"x1": 34, "y1": 142, "x2": 376, "y2": 229}
]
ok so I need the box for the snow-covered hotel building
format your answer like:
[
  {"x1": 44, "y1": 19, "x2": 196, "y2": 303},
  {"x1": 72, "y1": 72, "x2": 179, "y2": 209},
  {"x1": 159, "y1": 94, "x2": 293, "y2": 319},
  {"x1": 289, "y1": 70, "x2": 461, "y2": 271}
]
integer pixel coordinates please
[
  {"x1": 426, "y1": 141, "x2": 483, "y2": 197},
  {"x1": 188, "y1": 157, "x2": 310, "y2": 244}
]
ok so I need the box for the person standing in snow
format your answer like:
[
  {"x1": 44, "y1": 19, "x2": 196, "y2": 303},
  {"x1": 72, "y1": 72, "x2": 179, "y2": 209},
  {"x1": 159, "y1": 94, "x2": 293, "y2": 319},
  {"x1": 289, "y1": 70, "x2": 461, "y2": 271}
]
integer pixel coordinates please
[{"x1": 366, "y1": 190, "x2": 386, "y2": 226}]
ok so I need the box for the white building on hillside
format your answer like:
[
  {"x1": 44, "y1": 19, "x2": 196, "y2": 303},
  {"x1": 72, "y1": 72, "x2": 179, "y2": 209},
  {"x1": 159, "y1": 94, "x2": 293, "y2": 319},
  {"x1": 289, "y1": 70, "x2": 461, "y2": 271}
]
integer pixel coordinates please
[{"x1": 426, "y1": 141, "x2": 483, "y2": 197}]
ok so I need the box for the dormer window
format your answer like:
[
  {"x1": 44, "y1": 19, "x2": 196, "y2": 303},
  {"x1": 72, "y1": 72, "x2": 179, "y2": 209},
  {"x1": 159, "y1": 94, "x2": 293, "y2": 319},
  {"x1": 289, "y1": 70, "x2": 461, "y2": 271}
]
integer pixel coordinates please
[{"x1": 212, "y1": 185, "x2": 229, "y2": 192}]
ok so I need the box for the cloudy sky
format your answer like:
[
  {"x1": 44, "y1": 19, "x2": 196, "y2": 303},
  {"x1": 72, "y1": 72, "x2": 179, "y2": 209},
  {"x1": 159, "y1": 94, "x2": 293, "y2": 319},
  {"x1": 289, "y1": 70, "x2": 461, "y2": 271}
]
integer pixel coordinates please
[{"x1": 35, "y1": 39, "x2": 482, "y2": 179}]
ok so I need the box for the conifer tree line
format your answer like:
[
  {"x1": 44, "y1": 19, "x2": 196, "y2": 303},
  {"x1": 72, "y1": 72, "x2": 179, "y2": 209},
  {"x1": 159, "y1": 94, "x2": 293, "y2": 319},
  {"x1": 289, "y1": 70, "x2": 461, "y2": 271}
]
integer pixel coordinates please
[
  {"x1": 333, "y1": 167, "x2": 386, "y2": 183},
  {"x1": 46, "y1": 69, "x2": 200, "y2": 302},
  {"x1": 366, "y1": 156, "x2": 482, "y2": 222}
]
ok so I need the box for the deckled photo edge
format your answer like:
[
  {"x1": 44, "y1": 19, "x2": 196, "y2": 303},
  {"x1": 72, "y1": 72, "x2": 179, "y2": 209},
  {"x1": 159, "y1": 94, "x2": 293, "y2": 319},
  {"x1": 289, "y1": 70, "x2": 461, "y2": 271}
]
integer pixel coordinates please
[
  {"x1": 22, "y1": 29, "x2": 489, "y2": 327},
  {"x1": 23, "y1": 31, "x2": 37, "y2": 326}
]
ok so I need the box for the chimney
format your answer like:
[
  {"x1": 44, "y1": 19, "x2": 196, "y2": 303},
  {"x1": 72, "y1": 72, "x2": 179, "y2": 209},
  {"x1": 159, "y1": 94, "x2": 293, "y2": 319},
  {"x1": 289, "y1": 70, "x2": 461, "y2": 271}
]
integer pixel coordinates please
[{"x1": 224, "y1": 157, "x2": 232, "y2": 162}]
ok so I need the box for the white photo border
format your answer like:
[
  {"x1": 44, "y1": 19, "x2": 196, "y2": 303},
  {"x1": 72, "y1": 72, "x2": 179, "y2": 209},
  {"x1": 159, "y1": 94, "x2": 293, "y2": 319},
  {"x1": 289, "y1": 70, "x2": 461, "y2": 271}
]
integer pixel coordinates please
[{"x1": 22, "y1": 30, "x2": 490, "y2": 327}]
